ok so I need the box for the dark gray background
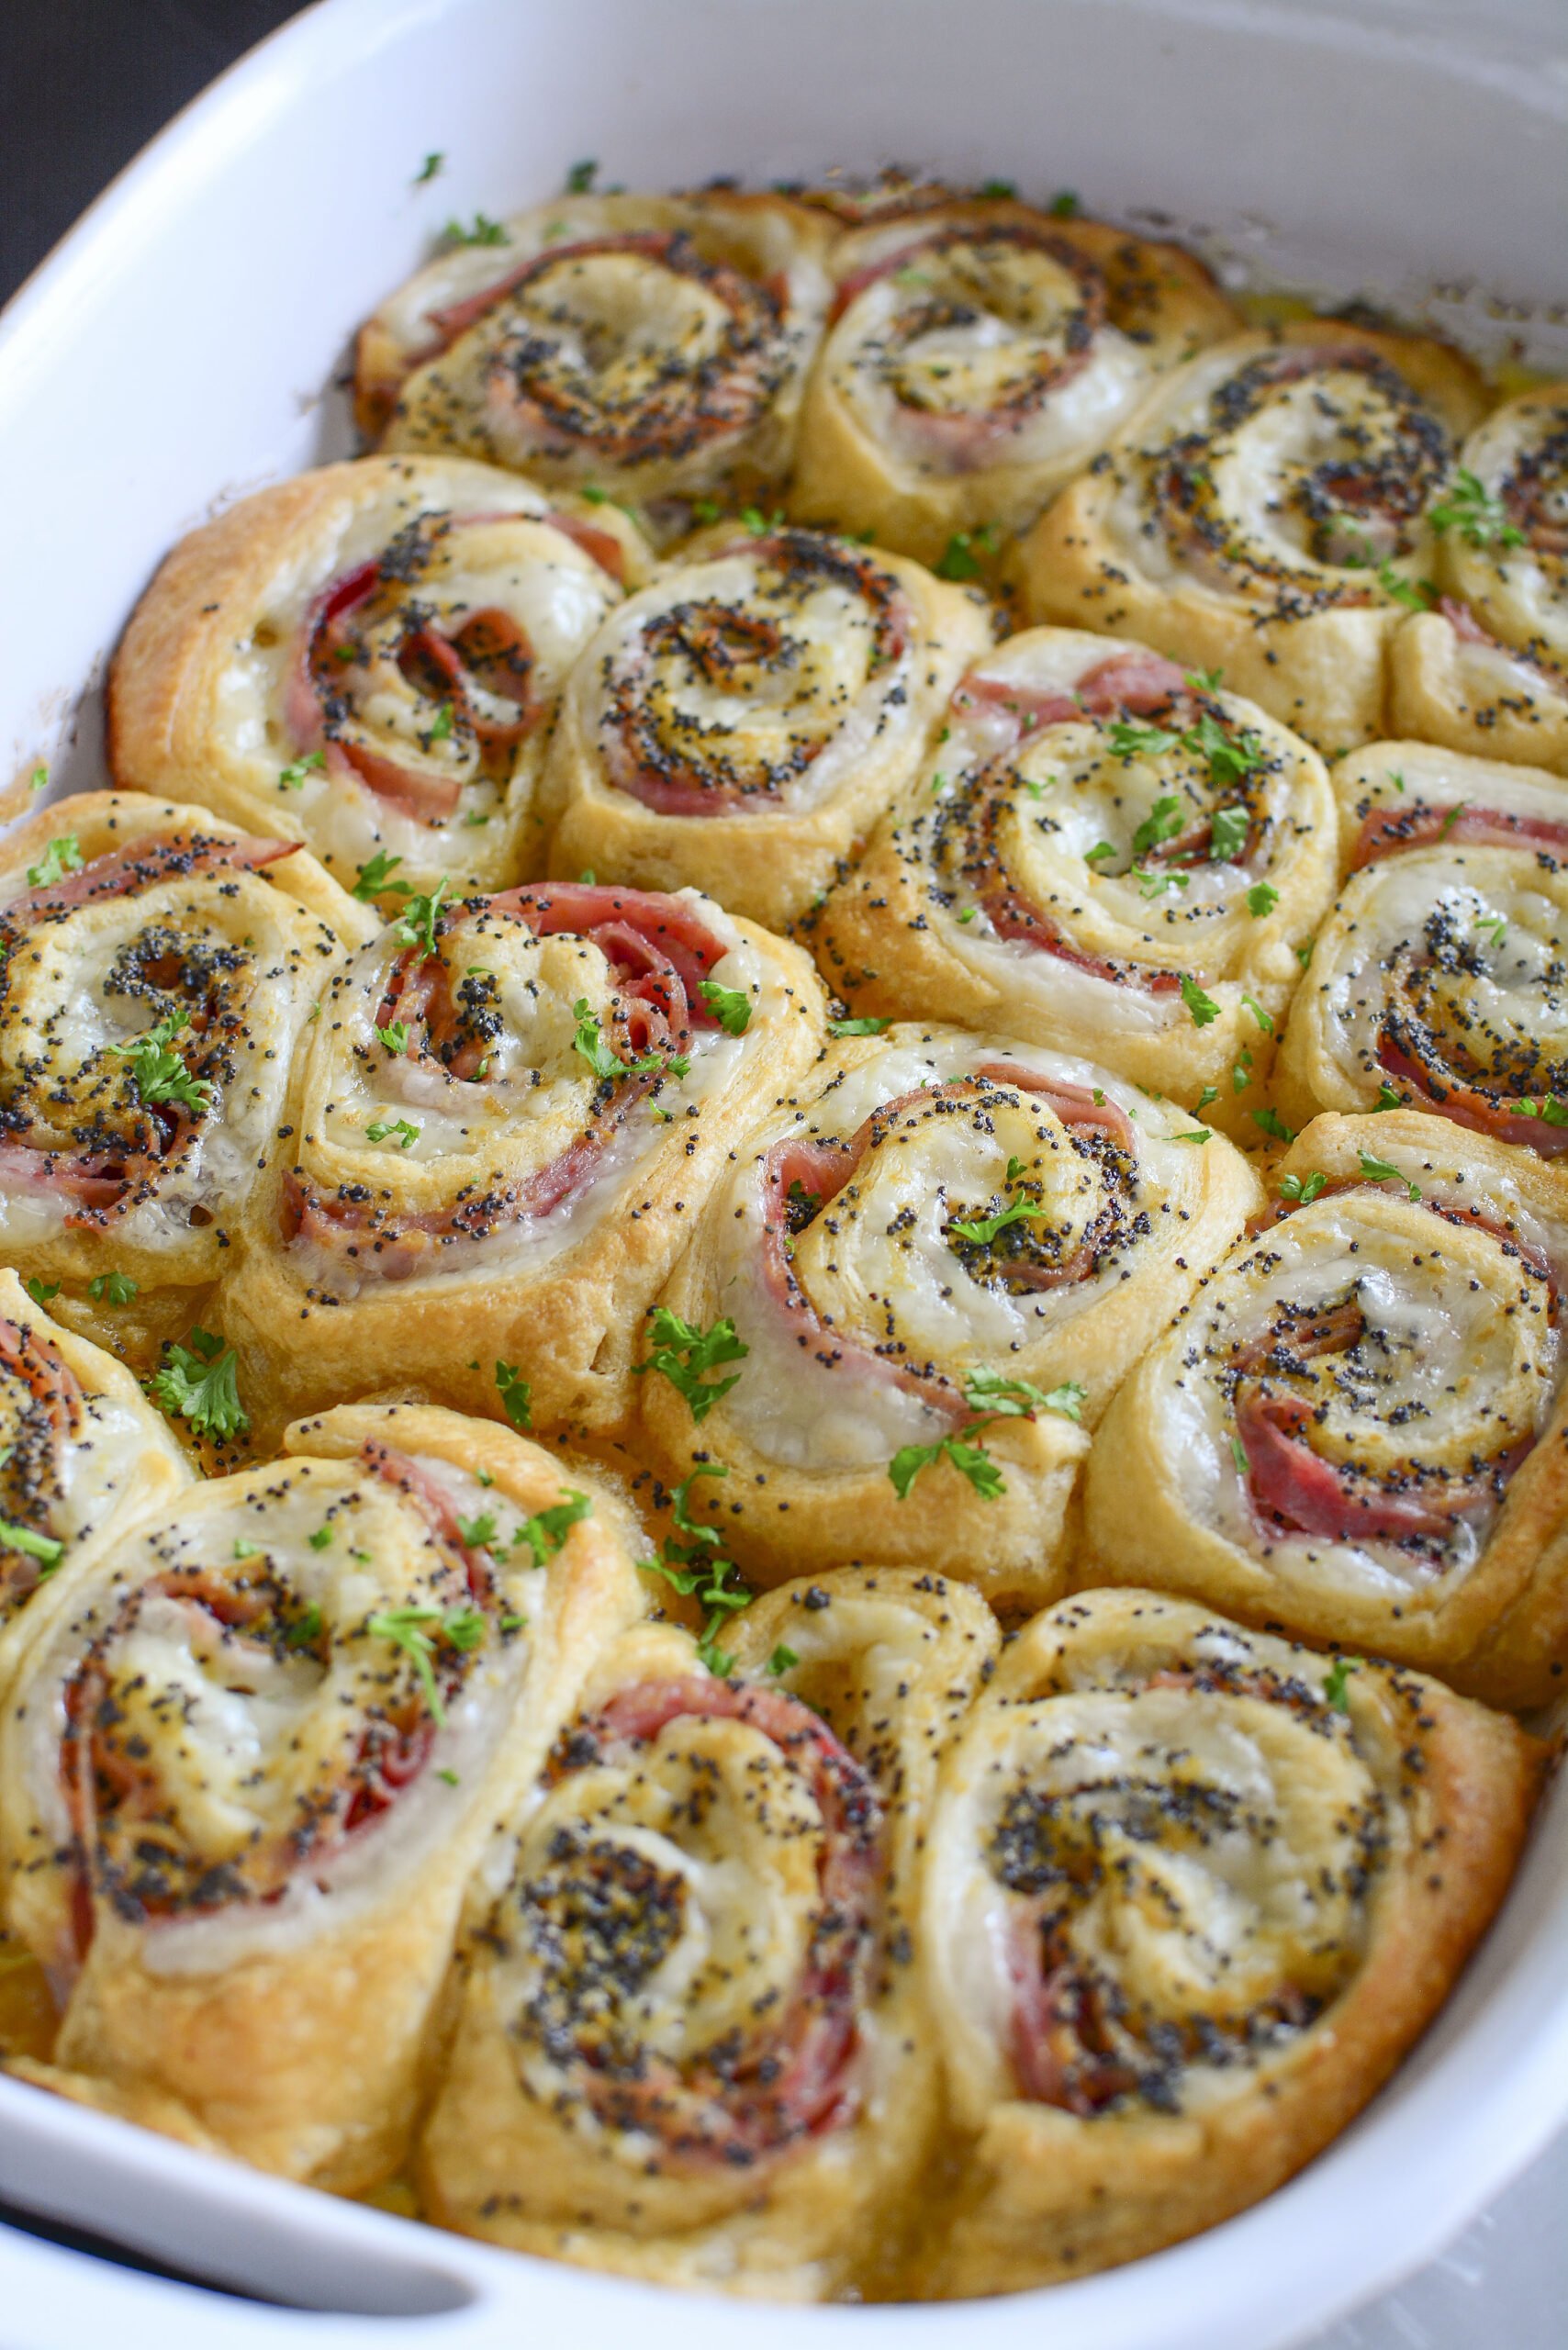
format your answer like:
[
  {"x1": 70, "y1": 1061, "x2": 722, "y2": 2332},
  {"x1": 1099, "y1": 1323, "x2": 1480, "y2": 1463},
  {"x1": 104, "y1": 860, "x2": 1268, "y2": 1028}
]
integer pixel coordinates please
[{"x1": 3, "y1": 3, "x2": 1566, "y2": 2339}]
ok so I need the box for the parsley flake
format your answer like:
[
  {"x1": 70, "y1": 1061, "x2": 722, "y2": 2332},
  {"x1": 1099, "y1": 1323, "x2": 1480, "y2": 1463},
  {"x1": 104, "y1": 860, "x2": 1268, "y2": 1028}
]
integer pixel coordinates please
[
  {"x1": 699, "y1": 979, "x2": 752, "y2": 1035},
  {"x1": 151, "y1": 1328, "x2": 247, "y2": 1441},
  {"x1": 25, "y1": 835, "x2": 83, "y2": 889},
  {"x1": 633, "y1": 1306, "x2": 747, "y2": 1422},
  {"x1": 494, "y1": 1360, "x2": 532, "y2": 1428}
]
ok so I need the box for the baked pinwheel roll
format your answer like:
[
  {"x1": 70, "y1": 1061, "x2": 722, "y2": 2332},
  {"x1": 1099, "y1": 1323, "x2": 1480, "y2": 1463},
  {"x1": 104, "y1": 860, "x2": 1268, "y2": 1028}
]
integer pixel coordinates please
[
  {"x1": 1084, "y1": 1110, "x2": 1568, "y2": 1707},
  {"x1": 1390, "y1": 383, "x2": 1568, "y2": 775},
  {"x1": 1273, "y1": 740, "x2": 1568, "y2": 1145},
  {"x1": 0, "y1": 1270, "x2": 187, "y2": 1700},
  {"x1": 0, "y1": 792, "x2": 371, "y2": 1364},
  {"x1": 789, "y1": 201, "x2": 1238, "y2": 565},
  {"x1": 812, "y1": 630, "x2": 1336, "y2": 1119},
  {"x1": 364, "y1": 194, "x2": 831, "y2": 538},
  {"x1": 0, "y1": 1401, "x2": 644, "y2": 2189},
  {"x1": 639, "y1": 1023, "x2": 1260, "y2": 1607},
  {"x1": 222, "y1": 879, "x2": 825, "y2": 1442},
  {"x1": 1019, "y1": 325, "x2": 1489, "y2": 750},
  {"x1": 109, "y1": 458, "x2": 650, "y2": 899},
  {"x1": 543, "y1": 524, "x2": 988, "y2": 931},
  {"x1": 420, "y1": 1565, "x2": 998, "y2": 2298},
  {"x1": 911, "y1": 1586, "x2": 1540, "y2": 2299}
]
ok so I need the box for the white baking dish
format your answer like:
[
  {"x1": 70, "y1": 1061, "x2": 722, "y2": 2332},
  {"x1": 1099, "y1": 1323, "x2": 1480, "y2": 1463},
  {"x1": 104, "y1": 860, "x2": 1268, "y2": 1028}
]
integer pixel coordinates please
[{"x1": 2, "y1": 0, "x2": 1567, "y2": 2343}]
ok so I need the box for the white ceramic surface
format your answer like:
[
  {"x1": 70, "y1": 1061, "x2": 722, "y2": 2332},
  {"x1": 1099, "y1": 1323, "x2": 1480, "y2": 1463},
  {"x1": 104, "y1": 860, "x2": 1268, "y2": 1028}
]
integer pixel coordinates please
[{"x1": 1, "y1": 1, "x2": 1566, "y2": 2343}]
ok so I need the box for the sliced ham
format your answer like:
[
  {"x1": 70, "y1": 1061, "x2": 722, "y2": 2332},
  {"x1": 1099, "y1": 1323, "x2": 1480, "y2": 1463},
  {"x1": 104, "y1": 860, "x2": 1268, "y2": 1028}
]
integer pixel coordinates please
[
  {"x1": 5, "y1": 835, "x2": 297, "y2": 925},
  {"x1": 1236, "y1": 1384, "x2": 1518, "y2": 1544},
  {"x1": 1350, "y1": 800, "x2": 1568, "y2": 870},
  {"x1": 1376, "y1": 1033, "x2": 1568, "y2": 1160}
]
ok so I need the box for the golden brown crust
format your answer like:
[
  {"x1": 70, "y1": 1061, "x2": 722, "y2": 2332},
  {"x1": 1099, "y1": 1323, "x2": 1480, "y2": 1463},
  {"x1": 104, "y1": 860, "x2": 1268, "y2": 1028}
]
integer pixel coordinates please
[
  {"x1": 543, "y1": 532, "x2": 991, "y2": 933},
  {"x1": 420, "y1": 1567, "x2": 997, "y2": 2297},
  {"x1": 910, "y1": 1588, "x2": 1543, "y2": 2297},
  {"x1": 1389, "y1": 609, "x2": 1568, "y2": 775},
  {"x1": 109, "y1": 458, "x2": 653, "y2": 895},
  {"x1": 1015, "y1": 324, "x2": 1491, "y2": 752},
  {"x1": 790, "y1": 205, "x2": 1239, "y2": 565},
  {"x1": 0, "y1": 1402, "x2": 645, "y2": 2193},
  {"x1": 1082, "y1": 1112, "x2": 1568, "y2": 1706},
  {"x1": 220, "y1": 894, "x2": 828, "y2": 1445}
]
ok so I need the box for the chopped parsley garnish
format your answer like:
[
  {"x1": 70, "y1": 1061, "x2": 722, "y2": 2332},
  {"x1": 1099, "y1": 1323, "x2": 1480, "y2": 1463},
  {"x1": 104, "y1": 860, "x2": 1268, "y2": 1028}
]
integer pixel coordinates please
[
  {"x1": 1428, "y1": 468, "x2": 1523, "y2": 551},
  {"x1": 365, "y1": 1605, "x2": 486, "y2": 1728},
  {"x1": 565, "y1": 159, "x2": 599, "y2": 193},
  {"x1": 393, "y1": 879, "x2": 449, "y2": 958},
  {"x1": 514, "y1": 1490, "x2": 592, "y2": 1567},
  {"x1": 1251, "y1": 1107, "x2": 1295, "y2": 1143},
  {"x1": 640, "y1": 1464, "x2": 750, "y2": 1674},
  {"x1": 1110, "y1": 724, "x2": 1182, "y2": 767},
  {"x1": 23, "y1": 1277, "x2": 60, "y2": 1306},
  {"x1": 634, "y1": 1307, "x2": 747, "y2": 1421},
  {"x1": 88, "y1": 1270, "x2": 138, "y2": 1306},
  {"x1": 444, "y1": 212, "x2": 509, "y2": 247},
  {"x1": 949, "y1": 1192, "x2": 1047, "y2": 1248},
  {"x1": 376, "y1": 1021, "x2": 409, "y2": 1056},
  {"x1": 1229, "y1": 1433, "x2": 1249, "y2": 1476},
  {"x1": 1323, "y1": 1655, "x2": 1361, "y2": 1711},
  {"x1": 29, "y1": 766, "x2": 48, "y2": 793},
  {"x1": 494, "y1": 1360, "x2": 532, "y2": 1428},
  {"x1": 1377, "y1": 561, "x2": 1436, "y2": 612},
  {"x1": 1184, "y1": 711, "x2": 1265, "y2": 792},
  {"x1": 1085, "y1": 840, "x2": 1117, "y2": 865},
  {"x1": 1196, "y1": 1084, "x2": 1219, "y2": 1112},
  {"x1": 352, "y1": 851, "x2": 411, "y2": 902},
  {"x1": 890, "y1": 1369, "x2": 1083, "y2": 1503},
  {"x1": 278, "y1": 750, "x2": 325, "y2": 789},
  {"x1": 830, "y1": 1015, "x2": 890, "y2": 1036},
  {"x1": 0, "y1": 1518, "x2": 63, "y2": 1570},
  {"x1": 1175, "y1": 1128, "x2": 1212, "y2": 1145},
  {"x1": 106, "y1": 1008, "x2": 216, "y2": 1116},
  {"x1": 1359, "y1": 1149, "x2": 1420, "y2": 1199},
  {"x1": 151, "y1": 1328, "x2": 247, "y2": 1441},
  {"x1": 1241, "y1": 992, "x2": 1274, "y2": 1034},
  {"x1": 935, "y1": 524, "x2": 999, "y2": 581},
  {"x1": 1373, "y1": 1081, "x2": 1403, "y2": 1110},
  {"x1": 1247, "y1": 881, "x2": 1280, "y2": 918},
  {"x1": 1048, "y1": 189, "x2": 1081, "y2": 217},
  {"x1": 308, "y1": 1526, "x2": 333, "y2": 1550},
  {"x1": 698, "y1": 979, "x2": 752, "y2": 1035},
  {"x1": 366, "y1": 1116, "x2": 420, "y2": 1149},
  {"x1": 1278, "y1": 1169, "x2": 1328, "y2": 1205},
  {"x1": 25, "y1": 834, "x2": 83, "y2": 889},
  {"x1": 429, "y1": 701, "x2": 454, "y2": 742},
  {"x1": 1180, "y1": 973, "x2": 1221, "y2": 1027},
  {"x1": 767, "y1": 1643, "x2": 801, "y2": 1676},
  {"x1": 414, "y1": 151, "x2": 444, "y2": 184},
  {"x1": 1208, "y1": 803, "x2": 1250, "y2": 862},
  {"x1": 572, "y1": 997, "x2": 689, "y2": 1084},
  {"x1": 455, "y1": 1512, "x2": 498, "y2": 1550}
]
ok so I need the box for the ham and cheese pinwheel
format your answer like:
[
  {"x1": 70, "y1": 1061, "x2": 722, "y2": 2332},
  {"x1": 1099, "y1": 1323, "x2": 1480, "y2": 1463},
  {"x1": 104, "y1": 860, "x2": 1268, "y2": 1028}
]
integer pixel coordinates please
[
  {"x1": 813, "y1": 631, "x2": 1336, "y2": 1120},
  {"x1": 110, "y1": 458, "x2": 650, "y2": 899},
  {"x1": 0, "y1": 1403, "x2": 643, "y2": 2190},
  {"x1": 0, "y1": 1270, "x2": 187, "y2": 1700},
  {"x1": 1274, "y1": 741, "x2": 1568, "y2": 1147},
  {"x1": 0, "y1": 794, "x2": 370, "y2": 1365},
  {"x1": 639, "y1": 1024, "x2": 1260, "y2": 1608},
  {"x1": 1020, "y1": 326, "x2": 1489, "y2": 750},
  {"x1": 363, "y1": 194, "x2": 832, "y2": 541},
  {"x1": 223, "y1": 880, "x2": 825, "y2": 1441},
  {"x1": 543, "y1": 525, "x2": 988, "y2": 931},
  {"x1": 1391, "y1": 383, "x2": 1568, "y2": 774},
  {"x1": 1085, "y1": 1111, "x2": 1568, "y2": 1707},
  {"x1": 420, "y1": 1566, "x2": 998, "y2": 2298},
  {"x1": 911, "y1": 1588, "x2": 1541, "y2": 2299},
  {"x1": 789, "y1": 202, "x2": 1238, "y2": 565}
]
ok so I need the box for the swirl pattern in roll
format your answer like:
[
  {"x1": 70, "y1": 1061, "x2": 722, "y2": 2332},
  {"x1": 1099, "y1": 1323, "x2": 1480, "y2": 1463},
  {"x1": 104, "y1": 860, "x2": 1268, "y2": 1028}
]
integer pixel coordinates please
[
  {"x1": 109, "y1": 458, "x2": 652, "y2": 898},
  {"x1": 420, "y1": 1565, "x2": 997, "y2": 2296},
  {"x1": 1084, "y1": 1111, "x2": 1568, "y2": 1705},
  {"x1": 0, "y1": 793, "x2": 371, "y2": 1360},
  {"x1": 910, "y1": 1585, "x2": 1540, "y2": 2298},
  {"x1": 1274, "y1": 739, "x2": 1568, "y2": 1147},
  {"x1": 363, "y1": 194, "x2": 831, "y2": 536},
  {"x1": 0, "y1": 1402, "x2": 643, "y2": 2188},
  {"x1": 543, "y1": 524, "x2": 988, "y2": 930},
  {"x1": 1019, "y1": 325, "x2": 1489, "y2": 749},
  {"x1": 789, "y1": 201, "x2": 1238, "y2": 565},
  {"x1": 639, "y1": 1022, "x2": 1260, "y2": 1606},
  {"x1": 812, "y1": 629, "x2": 1336, "y2": 1117},
  {"x1": 223, "y1": 878, "x2": 825, "y2": 1438},
  {"x1": 0, "y1": 1270, "x2": 188, "y2": 1698},
  {"x1": 1390, "y1": 382, "x2": 1568, "y2": 774}
]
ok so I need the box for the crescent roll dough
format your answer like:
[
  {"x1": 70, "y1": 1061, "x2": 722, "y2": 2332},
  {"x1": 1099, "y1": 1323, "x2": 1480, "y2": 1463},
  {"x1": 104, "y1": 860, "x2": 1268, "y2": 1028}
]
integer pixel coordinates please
[
  {"x1": 812, "y1": 628, "x2": 1336, "y2": 1123},
  {"x1": 1017, "y1": 324, "x2": 1489, "y2": 751},
  {"x1": 1083, "y1": 1110, "x2": 1568, "y2": 1707},
  {"x1": 638, "y1": 1024, "x2": 1260, "y2": 1610},
  {"x1": 911, "y1": 1587, "x2": 1542, "y2": 2298},
  {"x1": 789, "y1": 202, "x2": 1238, "y2": 565},
  {"x1": 109, "y1": 458, "x2": 652, "y2": 897},
  {"x1": 0, "y1": 1402, "x2": 644, "y2": 2190},
  {"x1": 419, "y1": 1565, "x2": 998, "y2": 2299},
  {"x1": 1389, "y1": 383, "x2": 1568, "y2": 773},
  {"x1": 0, "y1": 1270, "x2": 188, "y2": 1707},
  {"x1": 367, "y1": 193, "x2": 832, "y2": 541},
  {"x1": 543, "y1": 524, "x2": 989, "y2": 933},
  {"x1": 0, "y1": 793, "x2": 372, "y2": 1367},
  {"x1": 221, "y1": 879, "x2": 826, "y2": 1443},
  {"x1": 1273, "y1": 738, "x2": 1568, "y2": 1145}
]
